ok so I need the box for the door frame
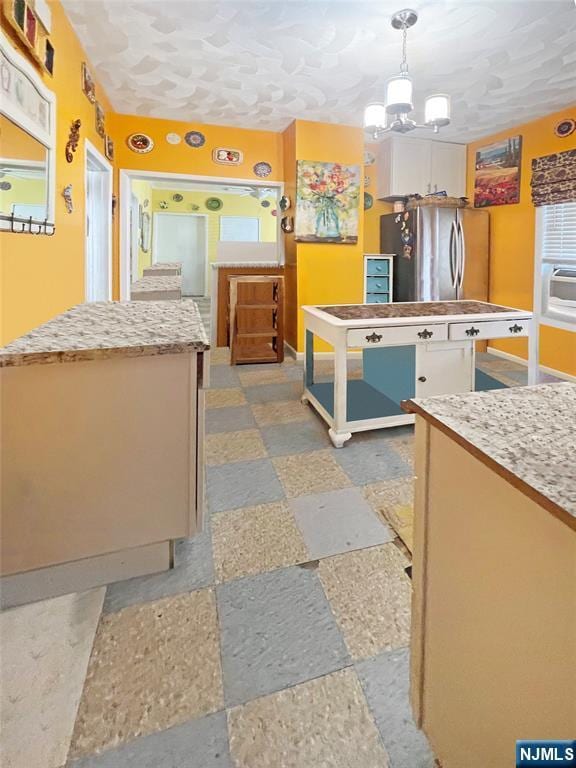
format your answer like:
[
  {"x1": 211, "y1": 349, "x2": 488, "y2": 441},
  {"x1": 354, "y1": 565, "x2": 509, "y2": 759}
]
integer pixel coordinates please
[
  {"x1": 119, "y1": 169, "x2": 284, "y2": 300},
  {"x1": 84, "y1": 139, "x2": 113, "y2": 301},
  {"x1": 152, "y1": 211, "x2": 209, "y2": 296}
]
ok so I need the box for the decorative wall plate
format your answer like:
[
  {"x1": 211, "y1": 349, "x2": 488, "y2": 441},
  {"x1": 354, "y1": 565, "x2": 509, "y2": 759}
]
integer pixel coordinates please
[
  {"x1": 213, "y1": 148, "x2": 243, "y2": 165},
  {"x1": 105, "y1": 135, "x2": 114, "y2": 162},
  {"x1": 172, "y1": 193, "x2": 183, "y2": 202},
  {"x1": 190, "y1": 203, "x2": 200, "y2": 211},
  {"x1": 159, "y1": 200, "x2": 168, "y2": 209},
  {"x1": 0, "y1": 181, "x2": 12, "y2": 190},
  {"x1": 127, "y1": 133, "x2": 154, "y2": 153},
  {"x1": 166, "y1": 132, "x2": 181, "y2": 145},
  {"x1": 279, "y1": 195, "x2": 291, "y2": 211},
  {"x1": 95, "y1": 102, "x2": 105, "y2": 139},
  {"x1": 364, "y1": 192, "x2": 374, "y2": 210},
  {"x1": 81, "y1": 62, "x2": 95, "y2": 103},
  {"x1": 205, "y1": 197, "x2": 223, "y2": 211},
  {"x1": 261, "y1": 200, "x2": 270, "y2": 208},
  {"x1": 253, "y1": 161, "x2": 272, "y2": 178},
  {"x1": 364, "y1": 151, "x2": 376, "y2": 166},
  {"x1": 281, "y1": 216, "x2": 294, "y2": 233},
  {"x1": 554, "y1": 118, "x2": 575, "y2": 138},
  {"x1": 185, "y1": 130, "x2": 206, "y2": 148},
  {"x1": 271, "y1": 209, "x2": 277, "y2": 216}
]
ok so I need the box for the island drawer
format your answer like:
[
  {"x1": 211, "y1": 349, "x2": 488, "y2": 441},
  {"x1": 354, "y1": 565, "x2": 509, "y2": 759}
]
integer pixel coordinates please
[
  {"x1": 348, "y1": 323, "x2": 448, "y2": 347},
  {"x1": 448, "y1": 318, "x2": 530, "y2": 341}
]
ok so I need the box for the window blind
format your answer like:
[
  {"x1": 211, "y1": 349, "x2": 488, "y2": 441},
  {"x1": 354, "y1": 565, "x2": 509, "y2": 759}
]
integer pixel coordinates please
[{"x1": 540, "y1": 201, "x2": 576, "y2": 264}]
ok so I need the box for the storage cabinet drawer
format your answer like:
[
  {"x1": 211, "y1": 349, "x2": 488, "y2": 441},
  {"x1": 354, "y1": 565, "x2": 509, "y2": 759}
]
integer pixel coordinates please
[
  {"x1": 366, "y1": 276, "x2": 390, "y2": 293},
  {"x1": 348, "y1": 323, "x2": 448, "y2": 348},
  {"x1": 366, "y1": 292, "x2": 390, "y2": 304},
  {"x1": 448, "y1": 318, "x2": 530, "y2": 341},
  {"x1": 366, "y1": 259, "x2": 390, "y2": 277}
]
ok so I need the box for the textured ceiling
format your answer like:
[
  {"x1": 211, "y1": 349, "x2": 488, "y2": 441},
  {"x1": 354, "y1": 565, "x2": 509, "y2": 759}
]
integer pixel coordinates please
[{"x1": 63, "y1": 0, "x2": 576, "y2": 141}]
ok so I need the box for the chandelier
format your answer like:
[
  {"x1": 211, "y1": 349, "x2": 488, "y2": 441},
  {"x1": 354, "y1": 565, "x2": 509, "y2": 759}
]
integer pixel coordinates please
[{"x1": 364, "y1": 9, "x2": 451, "y2": 138}]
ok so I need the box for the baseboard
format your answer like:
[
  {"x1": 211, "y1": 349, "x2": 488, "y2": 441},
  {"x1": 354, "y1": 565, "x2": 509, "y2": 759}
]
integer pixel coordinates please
[
  {"x1": 486, "y1": 346, "x2": 576, "y2": 383},
  {"x1": 285, "y1": 342, "x2": 362, "y2": 361}
]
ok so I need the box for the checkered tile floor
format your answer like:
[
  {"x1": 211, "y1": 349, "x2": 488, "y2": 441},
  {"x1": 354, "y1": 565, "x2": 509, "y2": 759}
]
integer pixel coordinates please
[{"x1": 66, "y1": 350, "x2": 437, "y2": 768}]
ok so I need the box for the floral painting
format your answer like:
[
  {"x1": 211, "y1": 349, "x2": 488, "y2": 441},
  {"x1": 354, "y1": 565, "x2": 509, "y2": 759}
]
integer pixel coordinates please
[
  {"x1": 295, "y1": 161, "x2": 360, "y2": 243},
  {"x1": 474, "y1": 136, "x2": 522, "y2": 207}
]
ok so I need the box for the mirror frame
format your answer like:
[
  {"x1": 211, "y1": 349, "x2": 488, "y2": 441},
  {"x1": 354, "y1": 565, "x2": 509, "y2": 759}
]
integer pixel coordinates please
[{"x1": 0, "y1": 28, "x2": 56, "y2": 231}]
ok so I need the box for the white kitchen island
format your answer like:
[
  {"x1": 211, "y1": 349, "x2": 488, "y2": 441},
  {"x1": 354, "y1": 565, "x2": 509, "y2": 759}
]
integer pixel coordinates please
[{"x1": 302, "y1": 300, "x2": 534, "y2": 447}]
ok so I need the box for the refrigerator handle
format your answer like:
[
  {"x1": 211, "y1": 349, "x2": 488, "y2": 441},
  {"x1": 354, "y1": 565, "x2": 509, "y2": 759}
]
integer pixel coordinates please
[
  {"x1": 458, "y1": 220, "x2": 466, "y2": 291},
  {"x1": 450, "y1": 220, "x2": 458, "y2": 288}
]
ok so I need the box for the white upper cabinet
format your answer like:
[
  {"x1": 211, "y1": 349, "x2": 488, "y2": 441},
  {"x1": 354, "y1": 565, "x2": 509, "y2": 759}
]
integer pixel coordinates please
[{"x1": 376, "y1": 135, "x2": 466, "y2": 200}]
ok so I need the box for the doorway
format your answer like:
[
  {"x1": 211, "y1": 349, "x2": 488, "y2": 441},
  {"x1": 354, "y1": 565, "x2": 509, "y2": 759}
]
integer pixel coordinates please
[
  {"x1": 84, "y1": 140, "x2": 112, "y2": 302},
  {"x1": 153, "y1": 212, "x2": 208, "y2": 296}
]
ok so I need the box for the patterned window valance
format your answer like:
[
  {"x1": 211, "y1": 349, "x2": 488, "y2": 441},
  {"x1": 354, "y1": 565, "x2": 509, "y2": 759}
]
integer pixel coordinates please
[{"x1": 531, "y1": 148, "x2": 576, "y2": 206}]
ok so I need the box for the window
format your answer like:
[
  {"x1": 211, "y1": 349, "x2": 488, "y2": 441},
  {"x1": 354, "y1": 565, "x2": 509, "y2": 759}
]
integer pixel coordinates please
[
  {"x1": 536, "y1": 201, "x2": 576, "y2": 329},
  {"x1": 219, "y1": 216, "x2": 260, "y2": 242}
]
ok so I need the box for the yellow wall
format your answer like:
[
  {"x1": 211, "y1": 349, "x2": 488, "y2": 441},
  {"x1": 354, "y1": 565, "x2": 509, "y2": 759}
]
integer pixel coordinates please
[
  {"x1": 363, "y1": 143, "x2": 392, "y2": 253},
  {"x1": 467, "y1": 107, "x2": 576, "y2": 376},
  {"x1": 284, "y1": 120, "x2": 365, "y2": 351},
  {"x1": 1, "y1": 0, "x2": 114, "y2": 344}
]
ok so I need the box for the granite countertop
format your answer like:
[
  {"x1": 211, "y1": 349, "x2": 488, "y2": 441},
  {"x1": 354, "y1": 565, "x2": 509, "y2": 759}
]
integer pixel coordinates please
[
  {"x1": 0, "y1": 300, "x2": 210, "y2": 368},
  {"x1": 142, "y1": 262, "x2": 182, "y2": 272},
  {"x1": 404, "y1": 383, "x2": 576, "y2": 527},
  {"x1": 131, "y1": 276, "x2": 182, "y2": 292},
  {"x1": 321, "y1": 300, "x2": 521, "y2": 320},
  {"x1": 211, "y1": 262, "x2": 282, "y2": 269}
]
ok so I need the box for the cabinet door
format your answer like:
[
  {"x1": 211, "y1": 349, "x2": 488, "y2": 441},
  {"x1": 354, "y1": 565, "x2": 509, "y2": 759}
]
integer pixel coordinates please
[
  {"x1": 415, "y1": 341, "x2": 473, "y2": 398},
  {"x1": 377, "y1": 136, "x2": 431, "y2": 198},
  {"x1": 430, "y1": 142, "x2": 466, "y2": 197}
]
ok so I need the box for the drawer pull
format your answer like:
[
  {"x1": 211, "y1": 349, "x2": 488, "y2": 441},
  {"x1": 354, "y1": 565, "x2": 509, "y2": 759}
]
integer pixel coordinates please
[
  {"x1": 465, "y1": 327, "x2": 480, "y2": 337},
  {"x1": 365, "y1": 332, "x2": 383, "y2": 343},
  {"x1": 509, "y1": 324, "x2": 524, "y2": 334},
  {"x1": 417, "y1": 329, "x2": 433, "y2": 339},
  {"x1": 418, "y1": 376, "x2": 427, "y2": 382}
]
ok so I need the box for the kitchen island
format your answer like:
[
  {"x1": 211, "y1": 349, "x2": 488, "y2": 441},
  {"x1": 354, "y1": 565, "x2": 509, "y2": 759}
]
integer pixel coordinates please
[
  {"x1": 403, "y1": 383, "x2": 576, "y2": 767},
  {"x1": 302, "y1": 300, "x2": 534, "y2": 447},
  {"x1": 0, "y1": 300, "x2": 209, "y2": 608}
]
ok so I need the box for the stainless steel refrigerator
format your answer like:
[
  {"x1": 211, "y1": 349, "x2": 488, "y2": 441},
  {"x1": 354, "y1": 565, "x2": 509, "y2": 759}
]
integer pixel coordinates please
[{"x1": 380, "y1": 207, "x2": 490, "y2": 302}]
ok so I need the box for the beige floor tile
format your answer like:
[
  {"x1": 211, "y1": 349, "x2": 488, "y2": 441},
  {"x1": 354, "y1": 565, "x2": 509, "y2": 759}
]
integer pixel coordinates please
[
  {"x1": 363, "y1": 477, "x2": 414, "y2": 522},
  {"x1": 272, "y1": 449, "x2": 352, "y2": 498},
  {"x1": 228, "y1": 668, "x2": 388, "y2": 768},
  {"x1": 238, "y1": 367, "x2": 289, "y2": 387},
  {"x1": 0, "y1": 589, "x2": 104, "y2": 768},
  {"x1": 206, "y1": 388, "x2": 247, "y2": 409},
  {"x1": 69, "y1": 589, "x2": 223, "y2": 760},
  {"x1": 251, "y1": 399, "x2": 312, "y2": 427},
  {"x1": 211, "y1": 501, "x2": 308, "y2": 582},
  {"x1": 205, "y1": 429, "x2": 267, "y2": 466},
  {"x1": 209, "y1": 347, "x2": 231, "y2": 365},
  {"x1": 318, "y1": 543, "x2": 411, "y2": 660}
]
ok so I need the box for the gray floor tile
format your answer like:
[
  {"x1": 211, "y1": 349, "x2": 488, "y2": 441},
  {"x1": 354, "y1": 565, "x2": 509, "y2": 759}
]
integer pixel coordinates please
[
  {"x1": 206, "y1": 458, "x2": 285, "y2": 513},
  {"x1": 217, "y1": 565, "x2": 351, "y2": 707},
  {"x1": 244, "y1": 381, "x2": 303, "y2": 404},
  {"x1": 284, "y1": 364, "x2": 305, "y2": 381},
  {"x1": 356, "y1": 648, "x2": 436, "y2": 768},
  {"x1": 67, "y1": 711, "x2": 232, "y2": 768},
  {"x1": 502, "y1": 368, "x2": 528, "y2": 384},
  {"x1": 206, "y1": 405, "x2": 257, "y2": 435},
  {"x1": 333, "y1": 440, "x2": 412, "y2": 486},
  {"x1": 260, "y1": 419, "x2": 331, "y2": 456},
  {"x1": 290, "y1": 487, "x2": 393, "y2": 559},
  {"x1": 103, "y1": 527, "x2": 215, "y2": 613},
  {"x1": 209, "y1": 366, "x2": 241, "y2": 389}
]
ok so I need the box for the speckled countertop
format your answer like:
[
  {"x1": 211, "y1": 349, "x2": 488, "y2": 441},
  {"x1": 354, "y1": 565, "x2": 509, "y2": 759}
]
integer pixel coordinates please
[
  {"x1": 321, "y1": 301, "x2": 517, "y2": 320},
  {"x1": 211, "y1": 262, "x2": 282, "y2": 269},
  {"x1": 142, "y1": 262, "x2": 182, "y2": 272},
  {"x1": 131, "y1": 276, "x2": 182, "y2": 292},
  {"x1": 405, "y1": 383, "x2": 576, "y2": 526},
  {"x1": 0, "y1": 300, "x2": 210, "y2": 368}
]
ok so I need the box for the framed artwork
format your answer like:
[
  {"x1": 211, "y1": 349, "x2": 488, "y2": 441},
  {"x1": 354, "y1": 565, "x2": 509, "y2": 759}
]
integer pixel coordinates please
[
  {"x1": 104, "y1": 135, "x2": 114, "y2": 162},
  {"x1": 295, "y1": 160, "x2": 360, "y2": 243},
  {"x1": 81, "y1": 62, "x2": 95, "y2": 103},
  {"x1": 212, "y1": 147, "x2": 242, "y2": 165},
  {"x1": 95, "y1": 101, "x2": 105, "y2": 138},
  {"x1": 474, "y1": 136, "x2": 522, "y2": 207}
]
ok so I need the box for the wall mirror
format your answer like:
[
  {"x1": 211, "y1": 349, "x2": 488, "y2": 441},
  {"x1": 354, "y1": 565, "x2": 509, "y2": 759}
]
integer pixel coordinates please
[{"x1": 0, "y1": 29, "x2": 56, "y2": 233}]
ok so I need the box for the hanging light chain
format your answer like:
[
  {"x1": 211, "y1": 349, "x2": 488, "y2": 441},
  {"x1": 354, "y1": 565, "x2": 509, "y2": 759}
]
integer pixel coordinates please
[{"x1": 400, "y1": 22, "x2": 408, "y2": 73}]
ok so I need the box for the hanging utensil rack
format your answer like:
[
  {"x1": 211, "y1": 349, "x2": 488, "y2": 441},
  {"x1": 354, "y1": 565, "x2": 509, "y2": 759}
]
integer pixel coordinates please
[{"x1": 0, "y1": 214, "x2": 56, "y2": 235}]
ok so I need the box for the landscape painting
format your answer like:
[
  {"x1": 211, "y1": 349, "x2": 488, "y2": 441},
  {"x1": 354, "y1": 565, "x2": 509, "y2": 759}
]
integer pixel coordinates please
[
  {"x1": 474, "y1": 136, "x2": 522, "y2": 207},
  {"x1": 295, "y1": 161, "x2": 360, "y2": 243}
]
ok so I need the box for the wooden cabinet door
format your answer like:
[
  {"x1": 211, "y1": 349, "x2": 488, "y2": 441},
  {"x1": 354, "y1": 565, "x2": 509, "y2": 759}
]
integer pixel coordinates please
[{"x1": 430, "y1": 141, "x2": 466, "y2": 197}]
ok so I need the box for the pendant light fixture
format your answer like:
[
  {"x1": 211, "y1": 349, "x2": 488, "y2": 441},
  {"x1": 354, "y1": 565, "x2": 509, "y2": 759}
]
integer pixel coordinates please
[{"x1": 364, "y1": 9, "x2": 450, "y2": 137}]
